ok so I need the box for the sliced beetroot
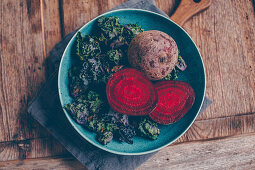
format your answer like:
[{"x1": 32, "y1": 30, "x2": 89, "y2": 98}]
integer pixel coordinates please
[
  {"x1": 149, "y1": 81, "x2": 195, "y2": 125},
  {"x1": 106, "y1": 68, "x2": 158, "y2": 116}
]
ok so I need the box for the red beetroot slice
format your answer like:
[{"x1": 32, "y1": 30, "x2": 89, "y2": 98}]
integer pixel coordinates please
[
  {"x1": 149, "y1": 81, "x2": 195, "y2": 125},
  {"x1": 106, "y1": 68, "x2": 158, "y2": 116}
]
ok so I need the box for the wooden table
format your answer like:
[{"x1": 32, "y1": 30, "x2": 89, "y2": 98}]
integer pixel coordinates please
[{"x1": 0, "y1": 0, "x2": 255, "y2": 169}]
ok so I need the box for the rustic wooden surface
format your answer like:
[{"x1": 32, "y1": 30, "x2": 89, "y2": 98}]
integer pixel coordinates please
[
  {"x1": 1, "y1": 133, "x2": 255, "y2": 170},
  {"x1": 0, "y1": 0, "x2": 255, "y2": 169}
]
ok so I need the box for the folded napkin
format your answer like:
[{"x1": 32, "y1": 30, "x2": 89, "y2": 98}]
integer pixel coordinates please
[{"x1": 28, "y1": 0, "x2": 212, "y2": 169}]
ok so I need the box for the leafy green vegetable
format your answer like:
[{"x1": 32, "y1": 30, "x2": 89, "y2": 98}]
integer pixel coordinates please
[
  {"x1": 79, "y1": 62, "x2": 92, "y2": 86},
  {"x1": 87, "y1": 90, "x2": 100, "y2": 101},
  {"x1": 97, "y1": 131, "x2": 113, "y2": 145},
  {"x1": 64, "y1": 103, "x2": 77, "y2": 118},
  {"x1": 64, "y1": 100, "x2": 89, "y2": 125},
  {"x1": 87, "y1": 115, "x2": 98, "y2": 131},
  {"x1": 107, "y1": 49, "x2": 124, "y2": 65},
  {"x1": 76, "y1": 32, "x2": 101, "y2": 61},
  {"x1": 105, "y1": 122, "x2": 119, "y2": 132},
  {"x1": 95, "y1": 121, "x2": 106, "y2": 133},
  {"x1": 68, "y1": 66, "x2": 86, "y2": 98},
  {"x1": 87, "y1": 91, "x2": 104, "y2": 114},
  {"x1": 138, "y1": 118, "x2": 160, "y2": 140},
  {"x1": 115, "y1": 125, "x2": 136, "y2": 144},
  {"x1": 162, "y1": 68, "x2": 179, "y2": 81},
  {"x1": 79, "y1": 58, "x2": 108, "y2": 85},
  {"x1": 64, "y1": 90, "x2": 105, "y2": 127},
  {"x1": 97, "y1": 16, "x2": 124, "y2": 41},
  {"x1": 123, "y1": 24, "x2": 144, "y2": 43},
  {"x1": 109, "y1": 35, "x2": 126, "y2": 49},
  {"x1": 89, "y1": 58, "x2": 104, "y2": 82}
]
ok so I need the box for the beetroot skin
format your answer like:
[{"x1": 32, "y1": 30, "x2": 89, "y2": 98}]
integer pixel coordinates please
[
  {"x1": 106, "y1": 68, "x2": 158, "y2": 116},
  {"x1": 128, "y1": 30, "x2": 179, "y2": 80},
  {"x1": 149, "y1": 81, "x2": 195, "y2": 125}
]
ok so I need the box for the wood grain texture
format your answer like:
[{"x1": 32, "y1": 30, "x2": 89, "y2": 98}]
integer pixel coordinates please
[
  {"x1": 0, "y1": 0, "x2": 255, "y2": 169},
  {"x1": 61, "y1": 0, "x2": 124, "y2": 36},
  {"x1": 0, "y1": 0, "x2": 62, "y2": 143},
  {"x1": 61, "y1": 0, "x2": 177, "y2": 36},
  {"x1": 0, "y1": 0, "x2": 47, "y2": 142},
  {"x1": 137, "y1": 133, "x2": 255, "y2": 170},
  {"x1": 176, "y1": 113, "x2": 255, "y2": 143},
  {"x1": 1, "y1": 133, "x2": 254, "y2": 170},
  {"x1": 170, "y1": 0, "x2": 212, "y2": 26},
  {"x1": 183, "y1": 0, "x2": 255, "y2": 120},
  {"x1": 0, "y1": 156, "x2": 85, "y2": 170},
  {"x1": 0, "y1": 113, "x2": 254, "y2": 162},
  {"x1": 41, "y1": 0, "x2": 62, "y2": 57},
  {"x1": 0, "y1": 137, "x2": 68, "y2": 161}
]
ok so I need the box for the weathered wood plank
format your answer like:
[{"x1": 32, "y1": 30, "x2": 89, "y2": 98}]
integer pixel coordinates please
[
  {"x1": 232, "y1": 0, "x2": 255, "y2": 106},
  {"x1": 138, "y1": 133, "x2": 255, "y2": 170},
  {"x1": 41, "y1": 0, "x2": 62, "y2": 57},
  {"x1": 0, "y1": 0, "x2": 62, "y2": 143},
  {"x1": 61, "y1": 0, "x2": 176, "y2": 36},
  {"x1": 176, "y1": 112, "x2": 255, "y2": 143},
  {"x1": 1, "y1": 133, "x2": 254, "y2": 170},
  {"x1": 182, "y1": 0, "x2": 255, "y2": 120},
  {"x1": 0, "y1": 0, "x2": 46, "y2": 142},
  {"x1": 0, "y1": 137, "x2": 68, "y2": 162},
  {"x1": 0, "y1": 113, "x2": 254, "y2": 161},
  {"x1": 0, "y1": 0, "x2": 255, "y2": 168},
  {"x1": 61, "y1": 0, "x2": 125, "y2": 36},
  {"x1": 0, "y1": 156, "x2": 85, "y2": 170}
]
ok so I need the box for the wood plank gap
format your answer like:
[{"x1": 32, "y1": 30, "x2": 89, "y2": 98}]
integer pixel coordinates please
[
  {"x1": 253, "y1": 0, "x2": 255, "y2": 12},
  {"x1": 199, "y1": 111, "x2": 255, "y2": 121},
  {"x1": 173, "y1": 134, "x2": 237, "y2": 146},
  {"x1": 58, "y1": 0, "x2": 65, "y2": 38},
  {"x1": 0, "y1": 137, "x2": 48, "y2": 145},
  {"x1": 40, "y1": 0, "x2": 46, "y2": 58}
]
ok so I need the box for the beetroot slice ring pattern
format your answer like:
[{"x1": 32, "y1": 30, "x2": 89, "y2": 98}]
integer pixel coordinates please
[
  {"x1": 149, "y1": 81, "x2": 195, "y2": 125},
  {"x1": 106, "y1": 68, "x2": 158, "y2": 116}
]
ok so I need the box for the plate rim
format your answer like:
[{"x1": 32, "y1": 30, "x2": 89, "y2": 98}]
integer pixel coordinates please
[{"x1": 58, "y1": 8, "x2": 206, "y2": 155}]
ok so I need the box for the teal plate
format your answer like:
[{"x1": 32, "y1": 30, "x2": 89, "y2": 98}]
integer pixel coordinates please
[{"x1": 58, "y1": 9, "x2": 206, "y2": 155}]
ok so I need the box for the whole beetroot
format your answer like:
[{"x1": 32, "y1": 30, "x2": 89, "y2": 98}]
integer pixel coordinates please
[{"x1": 128, "y1": 30, "x2": 178, "y2": 80}]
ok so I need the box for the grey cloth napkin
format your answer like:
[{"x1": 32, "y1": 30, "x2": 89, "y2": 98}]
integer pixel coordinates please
[{"x1": 28, "y1": 0, "x2": 212, "y2": 169}]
